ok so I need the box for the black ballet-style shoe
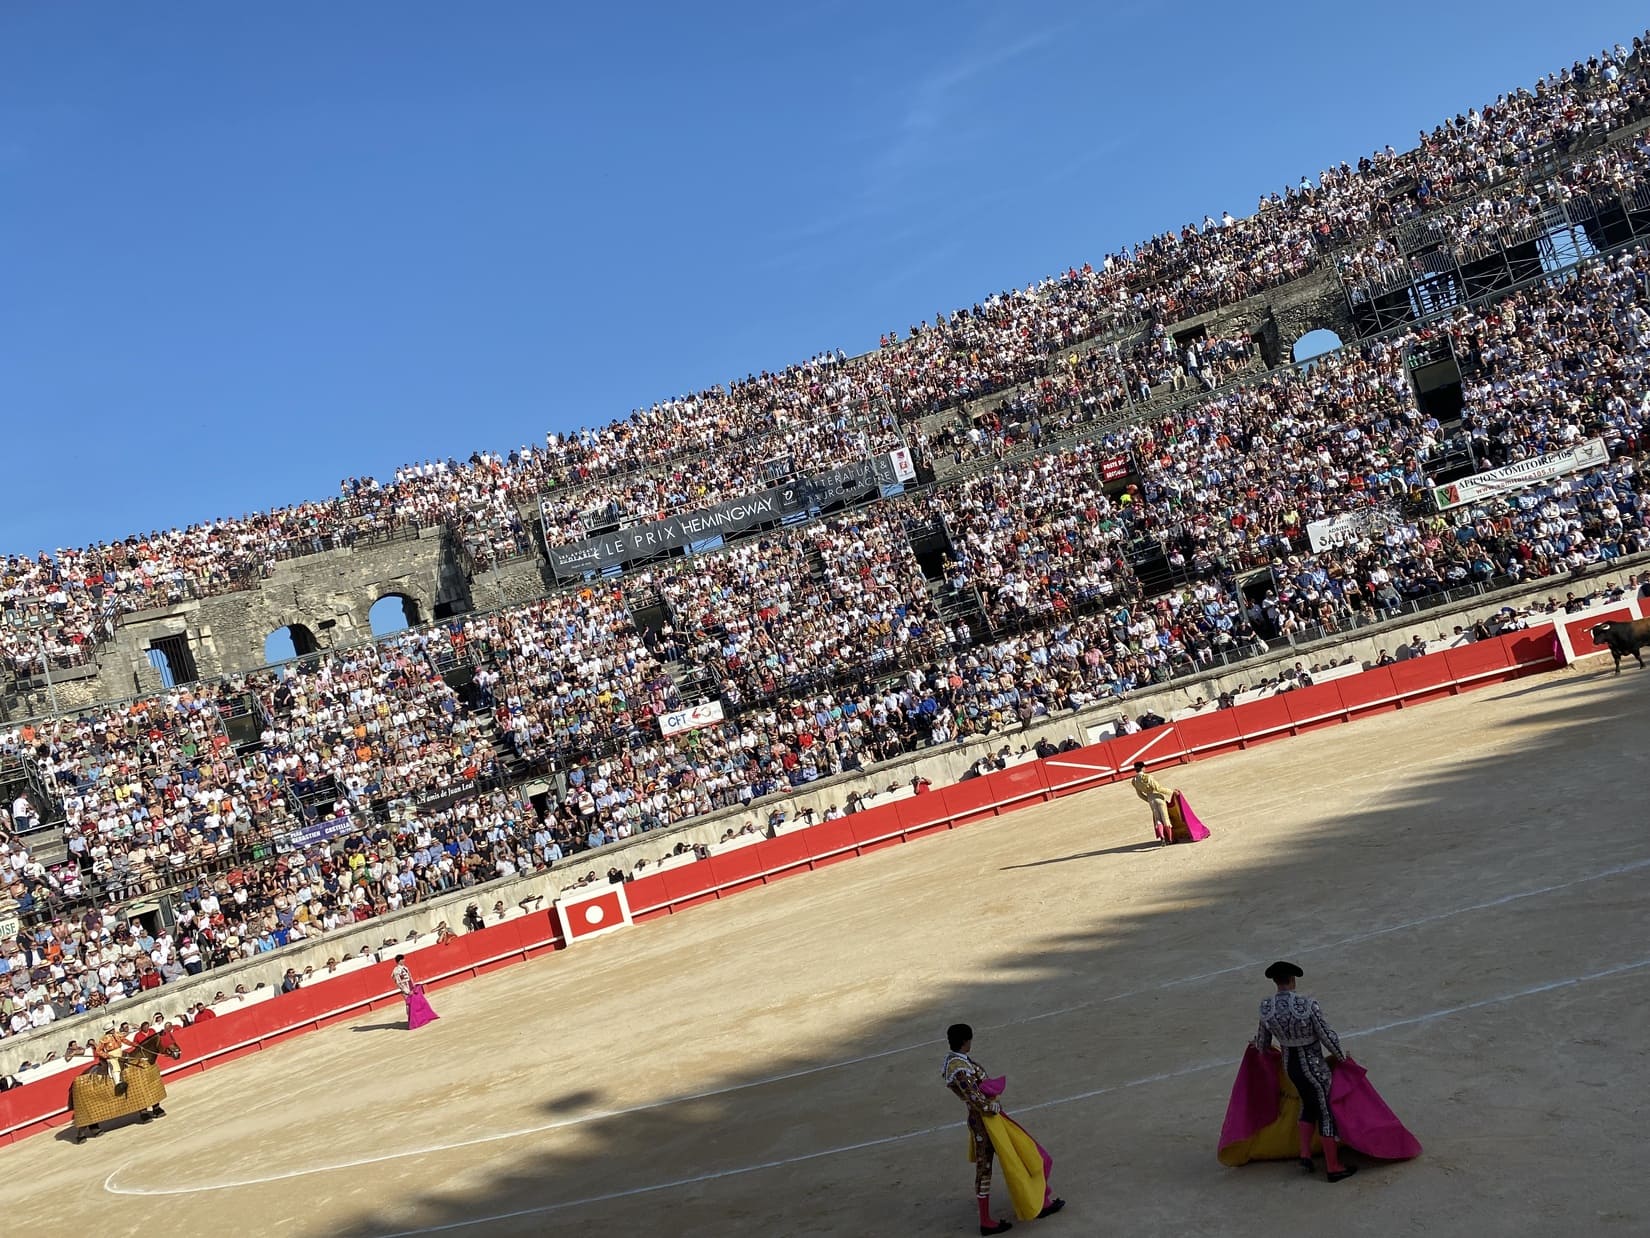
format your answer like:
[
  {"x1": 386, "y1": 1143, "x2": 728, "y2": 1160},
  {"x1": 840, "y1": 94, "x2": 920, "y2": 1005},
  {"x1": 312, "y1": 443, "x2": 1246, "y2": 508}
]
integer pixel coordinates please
[
  {"x1": 1037, "y1": 1198, "x2": 1066, "y2": 1219},
  {"x1": 1327, "y1": 1165, "x2": 1358, "y2": 1183},
  {"x1": 1298, "y1": 1157, "x2": 1316, "y2": 1173},
  {"x1": 151, "y1": 1105, "x2": 166, "y2": 1117},
  {"x1": 981, "y1": 1223, "x2": 1014, "y2": 1236}
]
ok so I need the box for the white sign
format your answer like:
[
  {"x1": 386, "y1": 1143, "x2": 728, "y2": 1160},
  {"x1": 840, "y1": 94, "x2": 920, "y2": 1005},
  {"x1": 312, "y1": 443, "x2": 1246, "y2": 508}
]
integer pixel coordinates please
[
  {"x1": 1306, "y1": 511, "x2": 1368, "y2": 552},
  {"x1": 659, "y1": 700, "x2": 725, "y2": 737},
  {"x1": 888, "y1": 446, "x2": 917, "y2": 482},
  {"x1": 0, "y1": 911, "x2": 19, "y2": 943},
  {"x1": 1432, "y1": 438, "x2": 1609, "y2": 511}
]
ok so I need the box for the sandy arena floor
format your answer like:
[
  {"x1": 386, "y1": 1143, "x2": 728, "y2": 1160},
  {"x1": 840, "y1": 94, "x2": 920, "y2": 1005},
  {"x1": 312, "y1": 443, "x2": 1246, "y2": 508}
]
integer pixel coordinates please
[{"x1": 3, "y1": 664, "x2": 1647, "y2": 1238}]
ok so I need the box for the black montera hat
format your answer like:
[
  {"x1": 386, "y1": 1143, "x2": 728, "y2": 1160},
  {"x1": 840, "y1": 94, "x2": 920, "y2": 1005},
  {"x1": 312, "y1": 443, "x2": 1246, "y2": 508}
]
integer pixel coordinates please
[{"x1": 1264, "y1": 960, "x2": 1304, "y2": 983}]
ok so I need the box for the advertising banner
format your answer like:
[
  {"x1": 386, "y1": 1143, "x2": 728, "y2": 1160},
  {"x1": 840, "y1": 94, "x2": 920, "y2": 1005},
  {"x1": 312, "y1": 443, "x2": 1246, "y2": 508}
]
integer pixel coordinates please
[
  {"x1": 1431, "y1": 438, "x2": 1608, "y2": 510},
  {"x1": 544, "y1": 453, "x2": 911, "y2": 577},
  {"x1": 659, "y1": 700, "x2": 726, "y2": 737},
  {"x1": 287, "y1": 813, "x2": 357, "y2": 849}
]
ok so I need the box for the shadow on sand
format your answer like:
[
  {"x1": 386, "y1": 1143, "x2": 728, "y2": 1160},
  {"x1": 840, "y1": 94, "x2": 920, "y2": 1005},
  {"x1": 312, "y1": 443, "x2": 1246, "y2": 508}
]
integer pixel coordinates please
[{"x1": 308, "y1": 679, "x2": 1648, "y2": 1238}]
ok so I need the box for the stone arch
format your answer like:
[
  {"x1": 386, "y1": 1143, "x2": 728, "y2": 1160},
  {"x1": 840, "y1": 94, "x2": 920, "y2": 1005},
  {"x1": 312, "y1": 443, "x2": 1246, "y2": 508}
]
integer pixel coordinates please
[
  {"x1": 264, "y1": 622, "x2": 320, "y2": 666},
  {"x1": 369, "y1": 592, "x2": 422, "y2": 638},
  {"x1": 1291, "y1": 327, "x2": 1344, "y2": 367}
]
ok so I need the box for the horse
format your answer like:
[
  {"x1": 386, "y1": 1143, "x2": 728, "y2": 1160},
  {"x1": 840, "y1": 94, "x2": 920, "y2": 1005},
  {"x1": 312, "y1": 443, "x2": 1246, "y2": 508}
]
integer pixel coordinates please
[{"x1": 69, "y1": 1025, "x2": 183, "y2": 1143}]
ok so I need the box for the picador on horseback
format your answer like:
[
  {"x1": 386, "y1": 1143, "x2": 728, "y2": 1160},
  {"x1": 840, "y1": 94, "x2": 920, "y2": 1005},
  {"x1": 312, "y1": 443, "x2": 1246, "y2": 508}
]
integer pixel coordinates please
[{"x1": 70, "y1": 1023, "x2": 183, "y2": 1143}]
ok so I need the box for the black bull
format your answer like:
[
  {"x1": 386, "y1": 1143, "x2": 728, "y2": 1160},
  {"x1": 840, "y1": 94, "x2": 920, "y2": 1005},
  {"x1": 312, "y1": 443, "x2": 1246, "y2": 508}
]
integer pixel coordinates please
[{"x1": 1590, "y1": 618, "x2": 1650, "y2": 674}]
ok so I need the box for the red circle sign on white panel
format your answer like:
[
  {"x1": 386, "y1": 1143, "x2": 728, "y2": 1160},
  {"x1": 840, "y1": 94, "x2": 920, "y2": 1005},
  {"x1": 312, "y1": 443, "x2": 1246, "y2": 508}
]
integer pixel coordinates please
[{"x1": 555, "y1": 883, "x2": 634, "y2": 945}]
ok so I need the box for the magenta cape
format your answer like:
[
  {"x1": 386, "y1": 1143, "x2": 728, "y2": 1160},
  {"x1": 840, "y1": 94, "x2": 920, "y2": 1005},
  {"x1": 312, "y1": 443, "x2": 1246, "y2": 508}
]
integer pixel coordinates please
[
  {"x1": 406, "y1": 984, "x2": 440, "y2": 1030},
  {"x1": 1218, "y1": 1045, "x2": 1420, "y2": 1165},
  {"x1": 1168, "y1": 790, "x2": 1211, "y2": 843}
]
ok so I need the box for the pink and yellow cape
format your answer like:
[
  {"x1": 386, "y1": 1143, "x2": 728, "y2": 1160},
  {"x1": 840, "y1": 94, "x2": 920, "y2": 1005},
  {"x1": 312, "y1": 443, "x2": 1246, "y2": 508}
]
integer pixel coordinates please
[
  {"x1": 1167, "y1": 790, "x2": 1211, "y2": 843},
  {"x1": 1218, "y1": 1044, "x2": 1421, "y2": 1165},
  {"x1": 970, "y1": 1076, "x2": 1055, "y2": 1221}
]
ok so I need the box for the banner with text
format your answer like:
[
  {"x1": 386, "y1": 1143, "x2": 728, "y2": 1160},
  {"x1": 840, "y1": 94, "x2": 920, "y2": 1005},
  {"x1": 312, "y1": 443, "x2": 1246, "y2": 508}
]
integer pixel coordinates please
[
  {"x1": 659, "y1": 700, "x2": 726, "y2": 737},
  {"x1": 288, "y1": 812, "x2": 358, "y2": 849},
  {"x1": 1431, "y1": 438, "x2": 1609, "y2": 511},
  {"x1": 545, "y1": 452, "x2": 912, "y2": 577}
]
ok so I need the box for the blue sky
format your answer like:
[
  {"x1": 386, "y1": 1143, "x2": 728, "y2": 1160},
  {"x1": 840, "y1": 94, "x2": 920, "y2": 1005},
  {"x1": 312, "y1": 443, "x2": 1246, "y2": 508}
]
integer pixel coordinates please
[{"x1": 2, "y1": 1, "x2": 1645, "y2": 554}]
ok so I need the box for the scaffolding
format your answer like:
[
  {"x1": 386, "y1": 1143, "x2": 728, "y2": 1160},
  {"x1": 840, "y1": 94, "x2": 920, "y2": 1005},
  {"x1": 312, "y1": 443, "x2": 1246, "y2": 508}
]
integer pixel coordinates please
[{"x1": 1342, "y1": 174, "x2": 1650, "y2": 335}]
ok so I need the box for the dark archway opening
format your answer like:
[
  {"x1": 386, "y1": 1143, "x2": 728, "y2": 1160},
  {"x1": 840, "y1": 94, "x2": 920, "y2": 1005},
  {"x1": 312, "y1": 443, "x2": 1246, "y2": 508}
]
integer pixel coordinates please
[
  {"x1": 145, "y1": 634, "x2": 199, "y2": 688},
  {"x1": 370, "y1": 594, "x2": 420, "y2": 637},
  {"x1": 265, "y1": 623, "x2": 320, "y2": 665},
  {"x1": 1291, "y1": 328, "x2": 1343, "y2": 367}
]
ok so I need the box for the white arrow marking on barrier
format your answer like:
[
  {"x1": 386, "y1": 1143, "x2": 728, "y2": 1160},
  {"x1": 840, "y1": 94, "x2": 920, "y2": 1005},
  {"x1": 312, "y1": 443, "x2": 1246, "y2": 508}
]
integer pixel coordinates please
[{"x1": 1118, "y1": 724, "x2": 1178, "y2": 770}]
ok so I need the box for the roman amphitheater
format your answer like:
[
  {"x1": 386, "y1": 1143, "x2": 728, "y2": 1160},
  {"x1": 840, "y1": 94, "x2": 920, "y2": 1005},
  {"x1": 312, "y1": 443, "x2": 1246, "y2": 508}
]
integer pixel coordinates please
[{"x1": 3, "y1": 29, "x2": 1650, "y2": 1238}]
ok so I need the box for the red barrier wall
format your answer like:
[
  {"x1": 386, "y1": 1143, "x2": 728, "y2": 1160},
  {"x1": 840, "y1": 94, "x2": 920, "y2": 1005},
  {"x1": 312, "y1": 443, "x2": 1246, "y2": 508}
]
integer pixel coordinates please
[
  {"x1": 751, "y1": 832, "x2": 814, "y2": 881},
  {"x1": 1443, "y1": 639, "x2": 1514, "y2": 687},
  {"x1": 1174, "y1": 710, "x2": 1245, "y2": 759},
  {"x1": 896, "y1": 793, "x2": 955, "y2": 840},
  {"x1": 847, "y1": 804, "x2": 906, "y2": 855},
  {"x1": 1282, "y1": 681, "x2": 1351, "y2": 734},
  {"x1": 803, "y1": 818, "x2": 859, "y2": 869},
  {"x1": 1234, "y1": 696, "x2": 1293, "y2": 746},
  {"x1": 1336, "y1": 664, "x2": 1399, "y2": 716},
  {"x1": 1387, "y1": 652, "x2": 1456, "y2": 705},
  {"x1": 1043, "y1": 742, "x2": 1118, "y2": 798},
  {"x1": 939, "y1": 777, "x2": 1002, "y2": 827},
  {"x1": 987, "y1": 762, "x2": 1051, "y2": 809},
  {"x1": 625, "y1": 872, "x2": 673, "y2": 920},
  {"x1": 661, "y1": 863, "x2": 718, "y2": 911},
  {"x1": 708, "y1": 846, "x2": 769, "y2": 896},
  {"x1": 1506, "y1": 629, "x2": 1559, "y2": 668}
]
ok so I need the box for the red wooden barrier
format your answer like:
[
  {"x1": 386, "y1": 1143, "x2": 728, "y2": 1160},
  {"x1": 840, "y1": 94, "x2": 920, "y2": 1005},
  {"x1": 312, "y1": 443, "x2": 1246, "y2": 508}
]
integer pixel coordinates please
[
  {"x1": 1233, "y1": 696, "x2": 1293, "y2": 746},
  {"x1": 802, "y1": 818, "x2": 859, "y2": 869},
  {"x1": 707, "y1": 846, "x2": 769, "y2": 897},
  {"x1": 750, "y1": 832, "x2": 814, "y2": 881},
  {"x1": 1043, "y1": 741, "x2": 1120, "y2": 798},
  {"x1": 1443, "y1": 639, "x2": 1515, "y2": 688},
  {"x1": 1506, "y1": 629, "x2": 1559, "y2": 669},
  {"x1": 660, "y1": 862, "x2": 718, "y2": 911},
  {"x1": 1112, "y1": 727, "x2": 1185, "y2": 771},
  {"x1": 1335, "y1": 665, "x2": 1400, "y2": 717},
  {"x1": 896, "y1": 791, "x2": 954, "y2": 840},
  {"x1": 1173, "y1": 710, "x2": 1245, "y2": 759},
  {"x1": 624, "y1": 871, "x2": 674, "y2": 919},
  {"x1": 939, "y1": 777, "x2": 1001, "y2": 827},
  {"x1": 847, "y1": 803, "x2": 906, "y2": 855},
  {"x1": 987, "y1": 761, "x2": 1050, "y2": 810},
  {"x1": 1387, "y1": 652, "x2": 1455, "y2": 705},
  {"x1": 1282, "y1": 681, "x2": 1351, "y2": 734}
]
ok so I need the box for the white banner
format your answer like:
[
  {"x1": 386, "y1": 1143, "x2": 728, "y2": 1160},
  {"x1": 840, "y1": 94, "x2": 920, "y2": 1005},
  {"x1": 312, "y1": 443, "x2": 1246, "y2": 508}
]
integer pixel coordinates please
[
  {"x1": 1306, "y1": 511, "x2": 1368, "y2": 552},
  {"x1": 0, "y1": 911, "x2": 18, "y2": 944},
  {"x1": 1431, "y1": 438, "x2": 1609, "y2": 511},
  {"x1": 888, "y1": 446, "x2": 917, "y2": 482},
  {"x1": 659, "y1": 700, "x2": 725, "y2": 737}
]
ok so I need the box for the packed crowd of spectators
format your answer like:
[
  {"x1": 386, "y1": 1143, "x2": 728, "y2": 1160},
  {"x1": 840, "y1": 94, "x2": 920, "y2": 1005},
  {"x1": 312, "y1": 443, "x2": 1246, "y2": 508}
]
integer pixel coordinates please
[
  {"x1": 1337, "y1": 132, "x2": 1650, "y2": 300},
  {"x1": 5, "y1": 36, "x2": 1647, "y2": 693},
  {"x1": 7, "y1": 33, "x2": 1650, "y2": 1054}
]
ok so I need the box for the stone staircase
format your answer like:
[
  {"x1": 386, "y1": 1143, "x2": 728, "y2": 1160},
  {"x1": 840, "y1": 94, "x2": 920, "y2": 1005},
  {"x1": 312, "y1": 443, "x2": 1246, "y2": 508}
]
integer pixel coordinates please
[{"x1": 475, "y1": 713, "x2": 533, "y2": 785}]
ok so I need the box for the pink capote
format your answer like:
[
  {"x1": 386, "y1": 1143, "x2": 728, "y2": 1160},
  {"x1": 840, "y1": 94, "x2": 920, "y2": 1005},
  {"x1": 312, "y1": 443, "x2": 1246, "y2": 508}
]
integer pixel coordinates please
[
  {"x1": 1218, "y1": 1045, "x2": 1420, "y2": 1165},
  {"x1": 1169, "y1": 791, "x2": 1211, "y2": 843},
  {"x1": 405, "y1": 983, "x2": 440, "y2": 1030},
  {"x1": 978, "y1": 1075, "x2": 1055, "y2": 1202}
]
